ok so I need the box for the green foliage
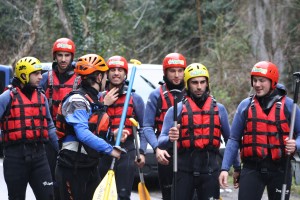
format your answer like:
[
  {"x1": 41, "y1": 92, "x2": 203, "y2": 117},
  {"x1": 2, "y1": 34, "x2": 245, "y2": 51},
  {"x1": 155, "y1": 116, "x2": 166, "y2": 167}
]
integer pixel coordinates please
[{"x1": 1, "y1": 0, "x2": 300, "y2": 116}]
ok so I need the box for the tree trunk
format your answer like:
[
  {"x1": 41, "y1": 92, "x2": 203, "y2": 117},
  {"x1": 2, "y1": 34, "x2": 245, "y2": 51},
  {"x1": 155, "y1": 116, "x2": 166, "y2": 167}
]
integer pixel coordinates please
[
  {"x1": 247, "y1": 0, "x2": 288, "y2": 71},
  {"x1": 56, "y1": 0, "x2": 73, "y2": 38},
  {"x1": 196, "y1": 0, "x2": 202, "y2": 52},
  {"x1": 11, "y1": 0, "x2": 42, "y2": 67}
]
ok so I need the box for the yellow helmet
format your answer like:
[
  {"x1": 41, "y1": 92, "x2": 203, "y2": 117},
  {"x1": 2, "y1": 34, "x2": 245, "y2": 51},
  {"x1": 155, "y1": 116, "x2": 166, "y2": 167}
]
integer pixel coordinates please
[
  {"x1": 184, "y1": 63, "x2": 209, "y2": 89},
  {"x1": 15, "y1": 57, "x2": 42, "y2": 84}
]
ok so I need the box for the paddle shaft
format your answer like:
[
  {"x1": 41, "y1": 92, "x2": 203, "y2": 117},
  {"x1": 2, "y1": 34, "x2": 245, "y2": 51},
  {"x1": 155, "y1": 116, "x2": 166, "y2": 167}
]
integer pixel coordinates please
[{"x1": 281, "y1": 72, "x2": 300, "y2": 200}]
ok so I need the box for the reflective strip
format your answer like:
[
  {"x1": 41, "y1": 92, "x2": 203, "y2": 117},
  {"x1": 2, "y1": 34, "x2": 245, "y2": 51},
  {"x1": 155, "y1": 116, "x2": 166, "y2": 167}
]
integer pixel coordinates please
[{"x1": 62, "y1": 141, "x2": 88, "y2": 154}]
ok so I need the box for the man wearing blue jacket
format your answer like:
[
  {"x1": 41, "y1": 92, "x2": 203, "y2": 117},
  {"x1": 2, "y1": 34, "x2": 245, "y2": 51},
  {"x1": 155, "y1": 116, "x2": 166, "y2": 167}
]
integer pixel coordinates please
[
  {"x1": 219, "y1": 61, "x2": 300, "y2": 200},
  {"x1": 158, "y1": 63, "x2": 240, "y2": 200},
  {"x1": 142, "y1": 52, "x2": 187, "y2": 200},
  {"x1": 0, "y1": 57, "x2": 59, "y2": 199},
  {"x1": 55, "y1": 54, "x2": 122, "y2": 200}
]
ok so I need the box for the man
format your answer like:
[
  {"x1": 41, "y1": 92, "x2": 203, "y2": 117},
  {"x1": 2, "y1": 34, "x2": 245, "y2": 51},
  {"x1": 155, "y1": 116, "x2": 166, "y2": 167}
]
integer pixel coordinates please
[
  {"x1": 158, "y1": 63, "x2": 240, "y2": 200},
  {"x1": 219, "y1": 61, "x2": 300, "y2": 200},
  {"x1": 98, "y1": 55, "x2": 146, "y2": 200},
  {"x1": 0, "y1": 57, "x2": 59, "y2": 199},
  {"x1": 142, "y1": 52, "x2": 187, "y2": 200},
  {"x1": 55, "y1": 54, "x2": 123, "y2": 200},
  {"x1": 40, "y1": 38, "x2": 80, "y2": 199}
]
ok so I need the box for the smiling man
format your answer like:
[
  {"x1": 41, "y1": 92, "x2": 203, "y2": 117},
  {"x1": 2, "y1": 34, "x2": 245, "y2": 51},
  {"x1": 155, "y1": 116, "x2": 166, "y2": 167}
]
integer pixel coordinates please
[
  {"x1": 98, "y1": 55, "x2": 146, "y2": 200},
  {"x1": 219, "y1": 61, "x2": 300, "y2": 200}
]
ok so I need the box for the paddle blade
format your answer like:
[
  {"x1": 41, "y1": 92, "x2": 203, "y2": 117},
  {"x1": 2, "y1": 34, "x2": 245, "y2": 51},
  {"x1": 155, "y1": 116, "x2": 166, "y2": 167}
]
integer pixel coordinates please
[
  {"x1": 138, "y1": 182, "x2": 151, "y2": 200},
  {"x1": 93, "y1": 170, "x2": 118, "y2": 200}
]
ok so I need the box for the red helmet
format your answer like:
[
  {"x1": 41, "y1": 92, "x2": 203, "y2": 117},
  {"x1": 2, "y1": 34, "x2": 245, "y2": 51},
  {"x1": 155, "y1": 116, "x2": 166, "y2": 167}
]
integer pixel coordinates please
[
  {"x1": 52, "y1": 38, "x2": 76, "y2": 60},
  {"x1": 162, "y1": 53, "x2": 187, "y2": 75},
  {"x1": 107, "y1": 56, "x2": 128, "y2": 74},
  {"x1": 251, "y1": 61, "x2": 279, "y2": 89}
]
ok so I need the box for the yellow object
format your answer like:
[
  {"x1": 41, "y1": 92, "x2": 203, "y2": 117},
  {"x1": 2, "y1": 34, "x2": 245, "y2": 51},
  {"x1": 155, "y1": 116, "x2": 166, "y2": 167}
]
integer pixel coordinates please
[
  {"x1": 93, "y1": 170, "x2": 117, "y2": 200},
  {"x1": 129, "y1": 118, "x2": 138, "y2": 127},
  {"x1": 138, "y1": 182, "x2": 151, "y2": 200},
  {"x1": 130, "y1": 59, "x2": 142, "y2": 65},
  {"x1": 15, "y1": 57, "x2": 42, "y2": 84},
  {"x1": 184, "y1": 63, "x2": 209, "y2": 89}
]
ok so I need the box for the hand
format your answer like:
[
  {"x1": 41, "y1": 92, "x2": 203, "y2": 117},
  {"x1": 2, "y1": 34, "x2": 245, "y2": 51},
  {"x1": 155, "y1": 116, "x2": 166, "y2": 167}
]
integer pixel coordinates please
[
  {"x1": 233, "y1": 171, "x2": 240, "y2": 189},
  {"x1": 113, "y1": 129, "x2": 129, "y2": 143},
  {"x1": 219, "y1": 171, "x2": 229, "y2": 189},
  {"x1": 156, "y1": 148, "x2": 170, "y2": 165},
  {"x1": 110, "y1": 148, "x2": 121, "y2": 159},
  {"x1": 169, "y1": 124, "x2": 180, "y2": 142},
  {"x1": 285, "y1": 138, "x2": 296, "y2": 155},
  {"x1": 135, "y1": 154, "x2": 145, "y2": 168},
  {"x1": 103, "y1": 87, "x2": 119, "y2": 106},
  {"x1": 110, "y1": 146, "x2": 126, "y2": 159}
]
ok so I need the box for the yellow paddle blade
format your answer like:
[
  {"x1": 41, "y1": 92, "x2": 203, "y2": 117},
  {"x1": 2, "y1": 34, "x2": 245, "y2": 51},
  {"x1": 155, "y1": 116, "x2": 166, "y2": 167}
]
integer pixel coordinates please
[
  {"x1": 138, "y1": 182, "x2": 151, "y2": 200},
  {"x1": 93, "y1": 170, "x2": 118, "y2": 200}
]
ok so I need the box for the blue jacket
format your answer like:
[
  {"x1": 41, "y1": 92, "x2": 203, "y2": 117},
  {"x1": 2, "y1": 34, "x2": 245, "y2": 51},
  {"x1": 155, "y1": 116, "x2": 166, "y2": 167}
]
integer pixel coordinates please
[{"x1": 142, "y1": 87, "x2": 161, "y2": 152}]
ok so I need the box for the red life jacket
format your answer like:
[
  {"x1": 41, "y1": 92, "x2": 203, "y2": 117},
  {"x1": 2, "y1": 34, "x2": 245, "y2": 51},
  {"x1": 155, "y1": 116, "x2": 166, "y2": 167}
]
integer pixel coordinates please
[
  {"x1": 1, "y1": 87, "x2": 48, "y2": 145},
  {"x1": 155, "y1": 84, "x2": 174, "y2": 136},
  {"x1": 45, "y1": 70, "x2": 81, "y2": 121},
  {"x1": 179, "y1": 96, "x2": 221, "y2": 149},
  {"x1": 106, "y1": 94, "x2": 134, "y2": 136},
  {"x1": 241, "y1": 96, "x2": 290, "y2": 161}
]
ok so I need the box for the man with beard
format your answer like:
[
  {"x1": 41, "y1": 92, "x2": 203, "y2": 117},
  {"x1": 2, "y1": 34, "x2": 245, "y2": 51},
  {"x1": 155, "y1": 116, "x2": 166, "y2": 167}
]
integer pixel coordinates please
[
  {"x1": 142, "y1": 53, "x2": 187, "y2": 200},
  {"x1": 158, "y1": 63, "x2": 240, "y2": 200},
  {"x1": 98, "y1": 55, "x2": 146, "y2": 200},
  {"x1": 40, "y1": 38, "x2": 81, "y2": 199},
  {"x1": 219, "y1": 61, "x2": 300, "y2": 200},
  {"x1": 0, "y1": 57, "x2": 59, "y2": 199}
]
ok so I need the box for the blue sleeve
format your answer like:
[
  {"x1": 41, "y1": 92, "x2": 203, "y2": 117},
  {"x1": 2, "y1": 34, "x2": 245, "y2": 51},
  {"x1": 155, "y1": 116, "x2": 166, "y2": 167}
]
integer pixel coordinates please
[
  {"x1": 218, "y1": 103, "x2": 241, "y2": 168},
  {"x1": 43, "y1": 94, "x2": 59, "y2": 151},
  {"x1": 40, "y1": 72, "x2": 49, "y2": 91},
  {"x1": 132, "y1": 93, "x2": 147, "y2": 153},
  {"x1": 143, "y1": 89, "x2": 160, "y2": 151},
  {"x1": 0, "y1": 90, "x2": 11, "y2": 117},
  {"x1": 221, "y1": 98, "x2": 250, "y2": 171},
  {"x1": 284, "y1": 97, "x2": 300, "y2": 151},
  {"x1": 65, "y1": 108, "x2": 113, "y2": 155},
  {"x1": 158, "y1": 103, "x2": 183, "y2": 149}
]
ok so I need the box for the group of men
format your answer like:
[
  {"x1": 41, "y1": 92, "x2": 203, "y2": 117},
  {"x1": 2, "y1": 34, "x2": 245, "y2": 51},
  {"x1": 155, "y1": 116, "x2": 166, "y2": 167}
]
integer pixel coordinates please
[{"x1": 0, "y1": 37, "x2": 299, "y2": 200}]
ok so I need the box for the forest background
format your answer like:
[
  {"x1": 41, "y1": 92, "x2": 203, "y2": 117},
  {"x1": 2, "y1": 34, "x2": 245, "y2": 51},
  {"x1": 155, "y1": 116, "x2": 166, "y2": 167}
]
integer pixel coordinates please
[{"x1": 1, "y1": 0, "x2": 300, "y2": 121}]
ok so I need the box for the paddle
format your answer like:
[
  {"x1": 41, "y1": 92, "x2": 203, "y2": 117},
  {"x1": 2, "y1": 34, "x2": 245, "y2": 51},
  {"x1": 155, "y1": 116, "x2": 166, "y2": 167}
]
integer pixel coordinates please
[
  {"x1": 169, "y1": 89, "x2": 181, "y2": 200},
  {"x1": 93, "y1": 59, "x2": 140, "y2": 200},
  {"x1": 129, "y1": 117, "x2": 151, "y2": 200},
  {"x1": 281, "y1": 72, "x2": 300, "y2": 200}
]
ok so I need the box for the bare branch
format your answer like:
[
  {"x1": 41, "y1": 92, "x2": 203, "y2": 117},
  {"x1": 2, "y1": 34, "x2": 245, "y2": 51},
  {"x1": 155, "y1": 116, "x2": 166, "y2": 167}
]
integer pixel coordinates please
[
  {"x1": 56, "y1": 0, "x2": 73, "y2": 38},
  {"x1": 133, "y1": 1, "x2": 149, "y2": 29},
  {"x1": 11, "y1": 0, "x2": 42, "y2": 67}
]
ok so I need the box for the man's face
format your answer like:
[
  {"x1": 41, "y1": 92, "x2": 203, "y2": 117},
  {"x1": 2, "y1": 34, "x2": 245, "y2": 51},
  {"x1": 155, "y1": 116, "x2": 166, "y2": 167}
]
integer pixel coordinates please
[
  {"x1": 54, "y1": 51, "x2": 72, "y2": 72},
  {"x1": 108, "y1": 68, "x2": 126, "y2": 86},
  {"x1": 188, "y1": 76, "x2": 208, "y2": 98},
  {"x1": 252, "y1": 76, "x2": 272, "y2": 97},
  {"x1": 165, "y1": 67, "x2": 184, "y2": 85},
  {"x1": 29, "y1": 70, "x2": 42, "y2": 87}
]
